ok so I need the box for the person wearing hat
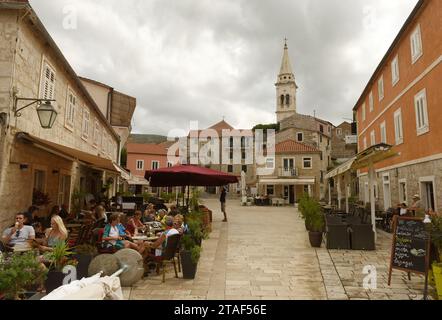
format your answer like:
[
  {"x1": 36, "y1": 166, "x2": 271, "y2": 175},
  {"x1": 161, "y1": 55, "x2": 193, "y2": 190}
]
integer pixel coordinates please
[
  {"x1": 409, "y1": 194, "x2": 422, "y2": 217},
  {"x1": 220, "y1": 186, "x2": 228, "y2": 222}
]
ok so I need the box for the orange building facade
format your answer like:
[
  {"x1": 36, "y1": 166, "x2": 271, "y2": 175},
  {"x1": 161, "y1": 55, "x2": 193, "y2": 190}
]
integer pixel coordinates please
[{"x1": 353, "y1": 0, "x2": 442, "y2": 211}]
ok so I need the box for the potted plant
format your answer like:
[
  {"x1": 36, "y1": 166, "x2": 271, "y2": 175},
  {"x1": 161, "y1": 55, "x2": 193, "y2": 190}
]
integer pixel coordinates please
[
  {"x1": 180, "y1": 234, "x2": 201, "y2": 279},
  {"x1": 429, "y1": 214, "x2": 442, "y2": 299},
  {"x1": 0, "y1": 251, "x2": 47, "y2": 300},
  {"x1": 73, "y1": 244, "x2": 98, "y2": 280},
  {"x1": 302, "y1": 197, "x2": 324, "y2": 247},
  {"x1": 43, "y1": 241, "x2": 76, "y2": 294}
]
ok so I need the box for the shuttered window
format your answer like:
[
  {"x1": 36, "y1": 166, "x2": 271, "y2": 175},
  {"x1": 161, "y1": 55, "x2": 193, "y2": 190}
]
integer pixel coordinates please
[
  {"x1": 65, "y1": 90, "x2": 76, "y2": 130},
  {"x1": 41, "y1": 63, "x2": 56, "y2": 100}
]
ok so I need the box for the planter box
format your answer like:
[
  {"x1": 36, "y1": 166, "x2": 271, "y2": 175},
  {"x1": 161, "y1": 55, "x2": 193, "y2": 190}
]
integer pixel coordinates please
[
  {"x1": 308, "y1": 231, "x2": 323, "y2": 248},
  {"x1": 45, "y1": 270, "x2": 65, "y2": 294},
  {"x1": 73, "y1": 254, "x2": 94, "y2": 280},
  {"x1": 180, "y1": 250, "x2": 198, "y2": 279}
]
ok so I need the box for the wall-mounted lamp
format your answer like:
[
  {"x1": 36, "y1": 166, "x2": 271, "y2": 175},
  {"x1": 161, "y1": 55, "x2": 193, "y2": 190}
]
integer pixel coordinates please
[
  {"x1": 52, "y1": 170, "x2": 59, "y2": 174},
  {"x1": 14, "y1": 96, "x2": 57, "y2": 129},
  {"x1": 19, "y1": 164, "x2": 29, "y2": 171}
]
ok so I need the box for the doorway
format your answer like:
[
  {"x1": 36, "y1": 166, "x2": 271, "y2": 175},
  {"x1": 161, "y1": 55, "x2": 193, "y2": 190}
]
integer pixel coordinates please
[
  {"x1": 421, "y1": 180, "x2": 435, "y2": 211},
  {"x1": 382, "y1": 174, "x2": 391, "y2": 210}
]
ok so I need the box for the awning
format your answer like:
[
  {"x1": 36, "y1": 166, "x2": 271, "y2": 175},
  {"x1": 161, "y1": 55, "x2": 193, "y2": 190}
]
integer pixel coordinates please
[
  {"x1": 325, "y1": 157, "x2": 356, "y2": 179},
  {"x1": 126, "y1": 175, "x2": 149, "y2": 186},
  {"x1": 258, "y1": 178, "x2": 315, "y2": 185},
  {"x1": 351, "y1": 143, "x2": 398, "y2": 170},
  {"x1": 16, "y1": 132, "x2": 118, "y2": 173},
  {"x1": 113, "y1": 163, "x2": 130, "y2": 180}
]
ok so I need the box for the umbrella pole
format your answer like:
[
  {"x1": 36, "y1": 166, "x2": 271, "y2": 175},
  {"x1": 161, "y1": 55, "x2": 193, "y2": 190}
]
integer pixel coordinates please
[{"x1": 187, "y1": 185, "x2": 190, "y2": 210}]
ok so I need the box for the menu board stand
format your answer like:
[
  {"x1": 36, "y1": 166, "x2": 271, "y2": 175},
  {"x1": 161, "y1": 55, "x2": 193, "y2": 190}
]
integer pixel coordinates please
[{"x1": 388, "y1": 216, "x2": 431, "y2": 300}]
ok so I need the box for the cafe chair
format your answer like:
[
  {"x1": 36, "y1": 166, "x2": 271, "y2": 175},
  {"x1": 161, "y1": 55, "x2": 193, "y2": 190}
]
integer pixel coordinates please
[
  {"x1": 349, "y1": 224, "x2": 375, "y2": 250},
  {"x1": 152, "y1": 234, "x2": 181, "y2": 283},
  {"x1": 95, "y1": 228, "x2": 118, "y2": 254}
]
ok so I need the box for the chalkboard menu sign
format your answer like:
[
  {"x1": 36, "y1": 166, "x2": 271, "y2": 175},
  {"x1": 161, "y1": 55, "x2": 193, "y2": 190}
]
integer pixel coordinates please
[{"x1": 388, "y1": 216, "x2": 430, "y2": 286}]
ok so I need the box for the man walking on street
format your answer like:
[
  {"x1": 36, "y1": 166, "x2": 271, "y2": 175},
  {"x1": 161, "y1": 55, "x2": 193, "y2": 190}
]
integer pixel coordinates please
[{"x1": 220, "y1": 186, "x2": 227, "y2": 222}]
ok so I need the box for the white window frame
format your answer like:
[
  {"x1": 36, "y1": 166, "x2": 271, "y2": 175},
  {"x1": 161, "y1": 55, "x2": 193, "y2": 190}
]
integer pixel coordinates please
[
  {"x1": 136, "y1": 160, "x2": 144, "y2": 171},
  {"x1": 398, "y1": 178, "x2": 407, "y2": 205},
  {"x1": 336, "y1": 128, "x2": 342, "y2": 136},
  {"x1": 151, "y1": 161, "x2": 160, "y2": 170},
  {"x1": 265, "y1": 157, "x2": 275, "y2": 169},
  {"x1": 65, "y1": 88, "x2": 76, "y2": 131},
  {"x1": 296, "y1": 132, "x2": 304, "y2": 142},
  {"x1": 362, "y1": 103, "x2": 366, "y2": 121},
  {"x1": 380, "y1": 121, "x2": 387, "y2": 144},
  {"x1": 378, "y1": 75, "x2": 384, "y2": 101},
  {"x1": 394, "y1": 108, "x2": 404, "y2": 145},
  {"x1": 410, "y1": 24, "x2": 423, "y2": 64},
  {"x1": 82, "y1": 108, "x2": 90, "y2": 140},
  {"x1": 302, "y1": 157, "x2": 312, "y2": 169},
  {"x1": 369, "y1": 91, "x2": 374, "y2": 112},
  {"x1": 370, "y1": 130, "x2": 376, "y2": 146},
  {"x1": 363, "y1": 137, "x2": 367, "y2": 150},
  {"x1": 414, "y1": 88, "x2": 429, "y2": 136},
  {"x1": 40, "y1": 59, "x2": 56, "y2": 101},
  {"x1": 391, "y1": 55, "x2": 400, "y2": 86},
  {"x1": 167, "y1": 162, "x2": 173, "y2": 168}
]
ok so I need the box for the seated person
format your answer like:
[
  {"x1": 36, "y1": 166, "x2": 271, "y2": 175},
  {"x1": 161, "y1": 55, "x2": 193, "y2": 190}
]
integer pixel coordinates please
[
  {"x1": 2, "y1": 213, "x2": 35, "y2": 248},
  {"x1": 102, "y1": 213, "x2": 145, "y2": 254},
  {"x1": 146, "y1": 216, "x2": 179, "y2": 257},
  {"x1": 37, "y1": 215, "x2": 68, "y2": 252},
  {"x1": 42, "y1": 205, "x2": 61, "y2": 229},
  {"x1": 156, "y1": 209, "x2": 168, "y2": 226},
  {"x1": 126, "y1": 210, "x2": 146, "y2": 236},
  {"x1": 24, "y1": 205, "x2": 39, "y2": 226},
  {"x1": 59, "y1": 204, "x2": 70, "y2": 220},
  {"x1": 94, "y1": 205, "x2": 108, "y2": 224},
  {"x1": 168, "y1": 205, "x2": 180, "y2": 216},
  {"x1": 144, "y1": 208, "x2": 156, "y2": 222},
  {"x1": 398, "y1": 203, "x2": 409, "y2": 216},
  {"x1": 33, "y1": 222, "x2": 46, "y2": 240},
  {"x1": 173, "y1": 214, "x2": 188, "y2": 235}
]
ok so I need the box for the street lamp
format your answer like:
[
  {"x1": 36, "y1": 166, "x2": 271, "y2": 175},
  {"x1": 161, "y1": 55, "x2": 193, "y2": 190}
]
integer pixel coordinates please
[{"x1": 14, "y1": 97, "x2": 57, "y2": 129}]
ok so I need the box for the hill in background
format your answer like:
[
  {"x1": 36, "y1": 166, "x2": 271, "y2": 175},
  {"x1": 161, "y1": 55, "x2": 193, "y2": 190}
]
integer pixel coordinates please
[{"x1": 128, "y1": 134, "x2": 169, "y2": 144}]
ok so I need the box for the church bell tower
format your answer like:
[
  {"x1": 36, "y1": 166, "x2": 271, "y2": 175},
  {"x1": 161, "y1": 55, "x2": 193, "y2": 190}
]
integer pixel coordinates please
[{"x1": 276, "y1": 39, "x2": 298, "y2": 123}]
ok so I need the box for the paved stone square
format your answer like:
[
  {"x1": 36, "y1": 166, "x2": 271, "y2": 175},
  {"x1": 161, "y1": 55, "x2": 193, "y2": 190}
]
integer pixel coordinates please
[{"x1": 126, "y1": 198, "x2": 435, "y2": 300}]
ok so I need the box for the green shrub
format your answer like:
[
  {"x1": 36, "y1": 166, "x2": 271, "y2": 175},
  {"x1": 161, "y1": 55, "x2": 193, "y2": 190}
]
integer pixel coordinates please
[
  {"x1": 0, "y1": 252, "x2": 48, "y2": 300},
  {"x1": 299, "y1": 195, "x2": 324, "y2": 232}
]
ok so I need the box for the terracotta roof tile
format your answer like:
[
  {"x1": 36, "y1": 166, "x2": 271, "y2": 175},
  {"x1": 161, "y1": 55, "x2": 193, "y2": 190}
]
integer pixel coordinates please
[{"x1": 275, "y1": 140, "x2": 320, "y2": 154}]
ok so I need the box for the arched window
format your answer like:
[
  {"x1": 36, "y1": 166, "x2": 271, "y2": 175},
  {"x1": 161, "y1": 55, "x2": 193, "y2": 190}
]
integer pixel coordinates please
[
  {"x1": 285, "y1": 94, "x2": 290, "y2": 106},
  {"x1": 280, "y1": 95, "x2": 284, "y2": 106}
]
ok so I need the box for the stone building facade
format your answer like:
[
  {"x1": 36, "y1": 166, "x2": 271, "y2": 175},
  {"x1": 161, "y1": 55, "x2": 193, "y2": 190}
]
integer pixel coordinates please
[
  {"x1": 272, "y1": 42, "x2": 333, "y2": 200},
  {"x1": 0, "y1": 2, "x2": 134, "y2": 230},
  {"x1": 330, "y1": 122, "x2": 357, "y2": 164},
  {"x1": 354, "y1": 0, "x2": 442, "y2": 211},
  {"x1": 257, "y1": 140, "x2": 321, "y2": 202}
]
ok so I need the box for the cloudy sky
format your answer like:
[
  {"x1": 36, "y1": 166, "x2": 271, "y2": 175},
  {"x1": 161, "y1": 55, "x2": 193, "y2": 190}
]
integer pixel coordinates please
[{"x1": 30, "y1": 0, "x2": 418, "y2": 135}]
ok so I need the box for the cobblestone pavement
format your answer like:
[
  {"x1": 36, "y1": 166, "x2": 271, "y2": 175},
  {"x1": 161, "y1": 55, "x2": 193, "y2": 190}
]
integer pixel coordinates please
[{"x1": 126, "y1": 199, "x2": 435, "y2": 300}]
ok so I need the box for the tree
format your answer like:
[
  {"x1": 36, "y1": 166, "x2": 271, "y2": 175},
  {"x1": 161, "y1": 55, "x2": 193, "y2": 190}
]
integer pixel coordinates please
[{"x1": 120, "y1": 147, "x2": 127, "y2": 167}]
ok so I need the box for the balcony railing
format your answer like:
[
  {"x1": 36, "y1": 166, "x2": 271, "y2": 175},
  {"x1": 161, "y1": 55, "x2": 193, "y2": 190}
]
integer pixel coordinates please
[{"x1": 278, "y1": 168, "x2": 298, "y2": 177}]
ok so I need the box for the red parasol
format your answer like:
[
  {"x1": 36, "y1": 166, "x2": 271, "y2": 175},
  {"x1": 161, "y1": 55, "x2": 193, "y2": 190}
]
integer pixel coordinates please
[{"x1": 144, "y1": 164, "x2": 238, "y2": 187}]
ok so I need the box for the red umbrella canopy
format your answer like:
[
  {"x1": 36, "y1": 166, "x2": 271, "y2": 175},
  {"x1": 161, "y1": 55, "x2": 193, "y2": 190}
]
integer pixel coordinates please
[{"x1": 145, "y1": 164, "x2": 239, "y2": 187}]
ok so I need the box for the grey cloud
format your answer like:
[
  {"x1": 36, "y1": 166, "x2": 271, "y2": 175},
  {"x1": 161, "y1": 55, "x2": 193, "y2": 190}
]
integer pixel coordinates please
[{"x1": 30, "y1": 0, "x2": 418, "y2": 135}]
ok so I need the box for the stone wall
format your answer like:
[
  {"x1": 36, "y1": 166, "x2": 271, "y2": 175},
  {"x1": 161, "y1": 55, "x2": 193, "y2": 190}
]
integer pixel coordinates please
[
  {"x1": 11, "y1": 16, "x2": 119, "y2": 160},
  {"x1": 358, "y1": 158, "x2": 442, "y2": 212}
]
